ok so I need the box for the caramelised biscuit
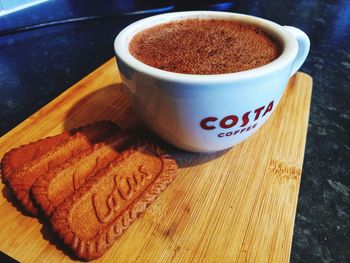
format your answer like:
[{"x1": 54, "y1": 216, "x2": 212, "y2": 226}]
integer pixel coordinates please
[
  {"x1": 31, "y1": 132, "x2": 136, "y2": 217},
  {"x1": 1, "y1": 121, "x2": 119, "y2": 215},
  {"x1": 1, "y1": 121, "x2": 118, "y2": 183},
  {"x1": 1, "y1": 132, "x2": 71, "y2": 183},
  {"x1": 50, "y1": 142, "x2": 177, "y2": 261}
]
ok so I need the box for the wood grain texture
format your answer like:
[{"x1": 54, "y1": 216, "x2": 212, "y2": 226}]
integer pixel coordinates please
[{"x1": 0, "y1": 58, "x2": 312, "y2": 263}]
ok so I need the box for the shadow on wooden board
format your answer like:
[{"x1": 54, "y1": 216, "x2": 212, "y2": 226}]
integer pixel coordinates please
[{"x1": 63, "y1": 83, "x2": 227, "y2": 168}]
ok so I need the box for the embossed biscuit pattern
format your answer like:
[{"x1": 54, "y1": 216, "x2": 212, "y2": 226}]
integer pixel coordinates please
[
  {"x1": 1, "y1": 121, "x2": 118, "y2": 183},
  {"x1": 51, "y1": 143, "x2": 177, "y2": 261},
  {"x1": 1, "y1": 132, "x2": 72, "y2": 183},
  {"x1": 2, "y1": 121, "x2": 119, "y2": 215},
  {"x1": 31, "y1": 132, "x2": 136, "y2": 217}
]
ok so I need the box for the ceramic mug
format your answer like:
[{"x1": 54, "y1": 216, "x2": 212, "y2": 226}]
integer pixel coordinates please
[{"x1": 114, "y1": 11, "x2": 310, "y2": 152}]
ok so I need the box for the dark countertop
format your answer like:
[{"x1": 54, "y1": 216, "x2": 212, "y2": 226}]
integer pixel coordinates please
[{"x1": 0, "y1": 0, "x2": 349, "y2": 262}]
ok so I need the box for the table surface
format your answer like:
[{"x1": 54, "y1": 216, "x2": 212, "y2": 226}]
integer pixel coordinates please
[{"x1": 0, "y1": 0, "x2": 349, "y2": 262}]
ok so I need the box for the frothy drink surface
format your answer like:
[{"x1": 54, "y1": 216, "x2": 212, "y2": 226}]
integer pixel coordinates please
[{"x1": 129, "y1": 19, "x2": 281, "y2": 75}]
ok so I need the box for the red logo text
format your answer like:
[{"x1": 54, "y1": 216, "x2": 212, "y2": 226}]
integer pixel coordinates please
[{"x1": 199, "y1": 100, "x2": 274, "y2": 138}]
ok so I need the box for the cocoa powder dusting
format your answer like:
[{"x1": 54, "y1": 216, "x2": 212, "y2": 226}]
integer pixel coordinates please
[{"x1": 129, "y1": 19, "x2": 281, "y2": 75}]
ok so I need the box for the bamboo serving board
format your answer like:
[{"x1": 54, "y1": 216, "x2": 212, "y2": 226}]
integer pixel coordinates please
[{"x1": 0, "y1": 58, "x2": 312, "y2": 263}]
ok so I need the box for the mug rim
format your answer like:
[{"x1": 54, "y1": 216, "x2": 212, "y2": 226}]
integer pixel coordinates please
[{"x1": 114, "y1": 11, "x2": 298, "y2": 83}]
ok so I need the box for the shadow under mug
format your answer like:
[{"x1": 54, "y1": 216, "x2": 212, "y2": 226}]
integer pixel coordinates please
[{"x1": 114, "y1": 11, "x2": 310, "y2": 152}]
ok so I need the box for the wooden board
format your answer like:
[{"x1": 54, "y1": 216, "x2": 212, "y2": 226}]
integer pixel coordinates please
[{"x1": 0, "y1": 58, "x2": 312, "y2": 263}]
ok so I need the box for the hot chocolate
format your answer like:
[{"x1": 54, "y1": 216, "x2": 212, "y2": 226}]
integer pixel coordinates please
[{"x1": 129, "y1": 19, "x2": 281, "y2": 75}]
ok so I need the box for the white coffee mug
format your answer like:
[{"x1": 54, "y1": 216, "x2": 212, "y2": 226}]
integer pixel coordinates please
[{"x1": 114, "y1": 11, "x2": 310, "y2": 152}]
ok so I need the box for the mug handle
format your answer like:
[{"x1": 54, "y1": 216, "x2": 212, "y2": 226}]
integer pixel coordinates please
[{"x1": 284, "y1": 26, "x2": 310, "y2": 77}]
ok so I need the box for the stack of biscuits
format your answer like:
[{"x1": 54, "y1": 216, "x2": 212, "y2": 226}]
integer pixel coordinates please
[{"x1": 1, "y1": 121, "x2": 177, "y2": 261}]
